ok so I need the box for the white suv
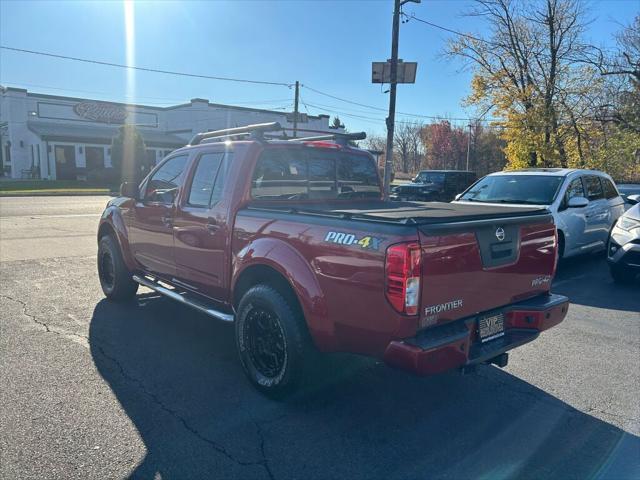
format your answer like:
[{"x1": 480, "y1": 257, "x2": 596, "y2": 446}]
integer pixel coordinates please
[{"x1": 455, "y1": 168, "x2": 626, "y2": 259}]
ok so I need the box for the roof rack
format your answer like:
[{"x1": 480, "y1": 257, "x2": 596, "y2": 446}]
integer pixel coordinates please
[
  {"x1": 274, "y1": 128, "x2": 366, "y2": 146},
  {"x1": 188, "y1": 122, "x2": 366, "y2": 147},
  {"x1": 189, "y1": 122, "x2": 281, "y2": 145}
]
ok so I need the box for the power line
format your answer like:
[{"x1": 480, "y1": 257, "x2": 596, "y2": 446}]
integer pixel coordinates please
[
  {"x1": 302, "y1": 87, "x2": 503, "y2": 123},
  {"x1": 0, "y1": 46, "x2": 294, "y2": 87},
  {"x1": 401, "y1": 12, "x2": 491, "y2": 45}
]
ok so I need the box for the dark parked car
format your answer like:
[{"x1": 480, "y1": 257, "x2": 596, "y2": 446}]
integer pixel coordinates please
[
  {"x1": 391, "y1": 170, "x2": 477, "y2": 202},
  {"x1": 97, "y1": 123, "x2": 567, "y2": 396}
]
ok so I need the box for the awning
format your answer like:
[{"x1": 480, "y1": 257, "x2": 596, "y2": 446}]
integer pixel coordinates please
[{"x1": 27, "y1": 121, "x2": 187, "y2": 148}]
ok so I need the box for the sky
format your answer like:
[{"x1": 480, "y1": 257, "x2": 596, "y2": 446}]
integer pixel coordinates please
[{"x1": 1, "y1": 0, "x2": 637, "y2": 135}]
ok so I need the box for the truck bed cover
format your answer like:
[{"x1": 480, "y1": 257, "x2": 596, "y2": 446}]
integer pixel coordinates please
[{"x1": 247, "y1": 200, "x2": 550, "y2": 226}]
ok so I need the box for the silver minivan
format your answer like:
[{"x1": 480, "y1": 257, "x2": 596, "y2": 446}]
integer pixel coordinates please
[{"x1": 455, "y1": 168, "x2": 626, "y2": 259}]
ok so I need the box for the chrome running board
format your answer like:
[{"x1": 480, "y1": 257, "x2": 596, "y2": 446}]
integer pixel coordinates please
[{"x1": 133, "y1": 275, "x2": 234, "y2": 322}]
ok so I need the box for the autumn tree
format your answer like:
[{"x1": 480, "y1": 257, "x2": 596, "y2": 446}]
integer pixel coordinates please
[
  {"x1": 447, "y1": 0, "x2": 593, "y2": 168},
  {"x1": 420, "y1": 121, "x2": 468, "y2": 170}
]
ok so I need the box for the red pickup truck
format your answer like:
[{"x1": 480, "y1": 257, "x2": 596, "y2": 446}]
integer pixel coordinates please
[{"x1": 97, "y1": 122, "x2": 568, "y2": 396}]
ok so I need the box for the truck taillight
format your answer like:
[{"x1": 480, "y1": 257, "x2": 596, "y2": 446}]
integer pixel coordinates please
[{"x1": 385, "y1": 242, "x2": 421, "y2": 315}]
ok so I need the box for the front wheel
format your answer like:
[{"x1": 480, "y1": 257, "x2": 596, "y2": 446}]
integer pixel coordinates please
[
  {"x1": 98, "y1": 235, "x2": 138, "y2": 301},
  {"x1": 235, "y1": 285, "x2": 312, "y2": 397}
]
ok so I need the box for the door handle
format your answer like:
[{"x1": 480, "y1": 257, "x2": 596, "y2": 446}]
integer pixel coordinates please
[
  {"x1": 206, "y1": 218, "x2": 220, "y2": 234},
  {"x1": 161, "y1": 215, "x2": 173, "y2": 227}
]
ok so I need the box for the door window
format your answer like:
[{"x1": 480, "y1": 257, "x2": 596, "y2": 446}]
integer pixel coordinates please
[
  {"x1": 144, "y1": 154, "x2": 189, "y2": 204},
  {"x1": 584, "y1": 176, "x2": 604, "y2": 200},
  {"x1": 561, "y1": 177, "x2": 585, "y2": 209},
  {"x1": 187, "y1": 152, "x2": 225, "y2": 207},
  {"x1": 601, "y1": 178, "x2": 619, "y2": 199},
  {"x1": 210, "y1": 152, "x2": 232, "y2": 204}
]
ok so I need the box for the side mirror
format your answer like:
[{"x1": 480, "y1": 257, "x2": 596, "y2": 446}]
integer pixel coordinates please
[
  {"x1": 454, "y1": 193, "x2": 462, "y2": 201},
  {"x1": 626, "y1": 194, "x2": 640, "y2": 205},
  {"x1": 120, "y1": 181, "x2": 139, "y2": 199},
  {"x1": 568, "y1": 196, "x2": 589, "y2": 208}
]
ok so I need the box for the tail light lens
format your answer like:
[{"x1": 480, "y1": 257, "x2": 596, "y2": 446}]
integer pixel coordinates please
[{"x1": 385, "y1": 242, "x2": 421, "y2": 315}]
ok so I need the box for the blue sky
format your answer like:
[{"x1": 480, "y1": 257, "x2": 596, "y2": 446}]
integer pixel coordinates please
[{"x1": 1, "y1": 0, "x2": 637, "y2": 135}]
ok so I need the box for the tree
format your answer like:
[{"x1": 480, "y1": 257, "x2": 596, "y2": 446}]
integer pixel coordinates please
[
  {"x1": 330, "y1": 116, "x2": 345, "y2": 130},
  {"x1": 110, "y1": 125, "x2": 148, "y2": 183},
  {"x1": 363, "y1": 133, "x2": 387, "y2": 171},
  {"x1": 420, "y1": 121, "x2": 468, "y2": 170},
  {"x1": 394, "y1": 122, "x2": 424, "y2": 173},
  {"x1": 448, "y1": 0, "x2": 593, "y2": 168}
]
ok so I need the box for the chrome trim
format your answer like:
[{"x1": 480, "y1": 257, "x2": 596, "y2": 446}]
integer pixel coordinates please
[{"x1": 133, "y1": 275, "x2": 234, "y2": 322}]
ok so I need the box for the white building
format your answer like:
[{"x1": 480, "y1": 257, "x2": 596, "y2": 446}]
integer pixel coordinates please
[{"x1": 0, "y1": 86, "x2": 337, "y2": 180}]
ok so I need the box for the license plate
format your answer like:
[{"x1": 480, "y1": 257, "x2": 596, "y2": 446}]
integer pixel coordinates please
[{"x1": 478, "y1": 312, "x2": 505, "y2": 343}]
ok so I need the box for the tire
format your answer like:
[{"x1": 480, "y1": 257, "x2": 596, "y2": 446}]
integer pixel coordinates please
[
  {"x1": 557, "y1": 231, "x2": 565, "y2": 264},
  {"x1": 610, "y1": 265, "x2": 636, "y2": 284},
  {"x1": 235, "y1": 284, "x2": 312, "y2": 397},
  {"x1": 97, "y1": 235, "x2": 139, "y2": 301}
]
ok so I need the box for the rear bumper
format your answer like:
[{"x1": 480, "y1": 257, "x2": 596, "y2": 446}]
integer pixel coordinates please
[{"x1": 383, "y1": 293, "x2": 569, "y2": 376}]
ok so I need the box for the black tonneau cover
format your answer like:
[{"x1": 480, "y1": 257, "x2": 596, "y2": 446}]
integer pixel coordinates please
[{"x1": 248, "y1": 200, "x2": 550, "y2": 226}]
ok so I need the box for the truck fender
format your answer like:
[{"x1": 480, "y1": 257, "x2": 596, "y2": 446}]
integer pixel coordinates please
[
  {"x1": 232, "y1": 238, "x2": 333, "y2": 349},
  {"x1": 98, "y1": 205, "x2": 137, "y2": 272}
]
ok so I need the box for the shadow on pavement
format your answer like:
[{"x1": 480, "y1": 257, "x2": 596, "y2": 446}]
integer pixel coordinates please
[
  {"x1": 554, "y1": 254, "x2": 640, "y2": 312},
  {"x1": 90, "y1": 295, "x2": 640, "y2": 479}
]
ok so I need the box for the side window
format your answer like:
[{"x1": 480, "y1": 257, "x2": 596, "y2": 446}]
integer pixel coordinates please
[
  {"x1": 252, "y1": 150, "x2": 307, "y2": 200},
  {"x1": 601, "y1": 178, "x2": 619, "y2": 199},
  {"x1": 187, "y1": 152, "x2": 225, "y2": 207},
  {"x1": 584, "y1": 175, "x2": 604, "y2": 200},
  {"x1": 565, "y1": 177, "x2": 585, "y2": 200},
  {"x1": 210, "y1": 152, "x2": 232, "y2": 204},
  {"x1": 144, "y1": 154, "x2": 189, "y2": 204}
]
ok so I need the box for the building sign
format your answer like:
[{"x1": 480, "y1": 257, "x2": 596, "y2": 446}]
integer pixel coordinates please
[{"x1": 73, "y1": 101, "x2": 128, "y2": 124}]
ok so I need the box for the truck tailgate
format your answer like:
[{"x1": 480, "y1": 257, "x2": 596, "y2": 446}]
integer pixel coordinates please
[{"x1": 417, "y1": 213, "x2": 557, "y2": 329}]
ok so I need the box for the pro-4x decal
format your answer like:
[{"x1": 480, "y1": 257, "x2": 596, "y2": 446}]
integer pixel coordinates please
[{"x1": 324, "y1": 231, "x2": 384, "y2": 250}]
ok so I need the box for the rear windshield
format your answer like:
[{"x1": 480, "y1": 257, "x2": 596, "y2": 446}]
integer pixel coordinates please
[
  {"x1": 460, "y1": 174, "x2": 564, "y2": 205},
  {"x1": 251, "y1": 148, "x2": 381, "y2": 201}
]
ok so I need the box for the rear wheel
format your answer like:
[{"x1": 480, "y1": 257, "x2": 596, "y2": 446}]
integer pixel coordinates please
[
  {"x1": 610, "y1": 265, "x2": 636, "y2": 284},
  {"x1": 235, "y1": 284, "x2": 312, "y2": 397},
  {"x1": 98, "y1": 235, "x2": 138, "y2": 301}
]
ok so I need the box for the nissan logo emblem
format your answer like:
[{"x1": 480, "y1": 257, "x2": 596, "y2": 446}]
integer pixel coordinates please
[{"x1": 495, "y1": 227, "x2": 506, "y2": 241}]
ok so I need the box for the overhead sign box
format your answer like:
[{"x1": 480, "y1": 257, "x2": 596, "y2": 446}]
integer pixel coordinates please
[{"x1": 372, "y1": 60, "x2": 418, "y2": 84}]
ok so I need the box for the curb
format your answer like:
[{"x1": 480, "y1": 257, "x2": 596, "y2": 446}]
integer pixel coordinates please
[{"x1": 0, "y1": 191, "x2": 118, "y2": 197}]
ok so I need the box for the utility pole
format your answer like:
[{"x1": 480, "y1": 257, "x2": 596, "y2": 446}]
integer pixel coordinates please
[
  {"x1": 293, "y1": 80, "x2": 300, "y2": 138},
  {"x1": 383, "y1": 0, "x2": 401, "y2": 200},
  {"x1": 466, "y1": 123, "x2": 472, "y2": 171},
  {"x1": 381, "y1": 0, "x2": 419, "y2": 199}
]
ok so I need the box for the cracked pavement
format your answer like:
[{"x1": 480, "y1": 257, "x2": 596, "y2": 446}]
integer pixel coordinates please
[{"x1": 1, "y1": 196, "x2": 639, "y2": 479}]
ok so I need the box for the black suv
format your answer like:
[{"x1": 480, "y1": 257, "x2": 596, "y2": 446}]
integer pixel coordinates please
[{"x1": 391, "y1": 170, "x2": 477, "y2": 202}]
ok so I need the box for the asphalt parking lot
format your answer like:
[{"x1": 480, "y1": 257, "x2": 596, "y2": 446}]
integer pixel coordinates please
[{"x1": 1, "y1": 195, "x2": 639, "y2": 479}]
